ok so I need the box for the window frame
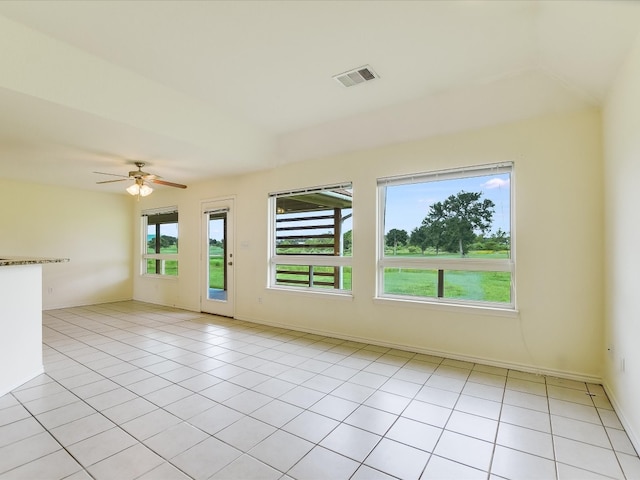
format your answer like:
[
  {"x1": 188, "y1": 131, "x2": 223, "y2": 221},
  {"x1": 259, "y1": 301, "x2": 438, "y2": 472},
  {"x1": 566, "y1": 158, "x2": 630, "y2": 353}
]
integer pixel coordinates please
[
  {"x1": 141, "y1": 206, "x2": 179, "y2": 278},
  {"x1": 377, "y1": 162, "x2": 515, "y2": 310},
  {"x1": 268, "y1": 183, "x2": 353, "y2": 295}
]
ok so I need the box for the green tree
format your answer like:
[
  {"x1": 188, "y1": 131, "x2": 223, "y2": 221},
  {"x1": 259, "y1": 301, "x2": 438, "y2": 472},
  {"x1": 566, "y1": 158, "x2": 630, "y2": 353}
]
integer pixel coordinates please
[
  {"x1": 160, "y1": 235, "x2": 176, "y2": 248},
  {"x1": 423, "y1": 191, "x2": 495, "y2": 257},
  {"x1": 492, "y1": 228, "x2": 510, "y2": 249},
  {"x1": 421, "y1": 201, "x2": 447, "y2": 255},
  {"x1": 343, "y1": 230, "x2": 352, "y2": 253},
  {"x1": 409, "y1": 226, "x2": 428, "y2": 255},
  {"x1": 386, "y1": 228, "x2": 408, "y2": 255}
]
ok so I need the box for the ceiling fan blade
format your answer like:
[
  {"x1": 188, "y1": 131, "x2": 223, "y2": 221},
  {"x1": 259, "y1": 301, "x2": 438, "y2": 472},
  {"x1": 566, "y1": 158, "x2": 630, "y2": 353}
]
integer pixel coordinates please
[
  {"x1": 150, "y1": 179, "x2": 187, "y2": 189},
  {"x1": 96, "y1": 178, "x2": 128, "y2": 184},
  {"x1": 93, "y1": 171, "x2": 129, "y2": 178}
]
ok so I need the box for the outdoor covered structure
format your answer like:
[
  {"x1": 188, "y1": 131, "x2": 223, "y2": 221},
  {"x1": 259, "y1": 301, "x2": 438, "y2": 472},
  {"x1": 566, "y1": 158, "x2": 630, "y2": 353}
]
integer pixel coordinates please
[{"x1": 274, "y1": 188, "x2": 352, "y2": 289}]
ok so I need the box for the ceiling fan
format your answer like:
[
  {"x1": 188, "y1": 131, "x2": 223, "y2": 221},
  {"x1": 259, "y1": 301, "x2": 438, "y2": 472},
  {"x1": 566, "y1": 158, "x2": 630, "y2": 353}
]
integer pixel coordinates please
[{"x1": 94, "y1": 162, "x2": 187, "y2": 197}]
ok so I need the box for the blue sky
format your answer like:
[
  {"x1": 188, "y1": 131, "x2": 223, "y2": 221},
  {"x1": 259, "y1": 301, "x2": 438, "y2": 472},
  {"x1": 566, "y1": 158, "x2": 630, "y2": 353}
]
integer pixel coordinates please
[
  {"x1": 148, "y1": 224, "x2": 179, "y2": 239},
  {"x1": 384, "y1": 173, "x2": 511, "y2": 235},
  {"x1": 208, "y1": 218, "x2": 224, "y2": 242}
]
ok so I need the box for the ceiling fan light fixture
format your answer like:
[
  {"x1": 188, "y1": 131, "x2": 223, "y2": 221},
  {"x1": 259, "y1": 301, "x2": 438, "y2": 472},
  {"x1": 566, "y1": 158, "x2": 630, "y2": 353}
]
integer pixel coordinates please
[
  {"x1": 126, "y1": 183, "x2": 140, "y2": 195},
  {"x1": 126, "y1": 181, "x2": 153, "y2": 197},
  {"x1": 139, "y1": 184, "x2": 153, "y2": 197}
]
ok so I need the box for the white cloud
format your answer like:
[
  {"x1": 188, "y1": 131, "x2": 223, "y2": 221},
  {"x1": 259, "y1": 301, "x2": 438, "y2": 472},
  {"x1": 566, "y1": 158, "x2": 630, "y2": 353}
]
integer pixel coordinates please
[{"x1": 482, "y1": 178, "x2": 510, "y2": 189}]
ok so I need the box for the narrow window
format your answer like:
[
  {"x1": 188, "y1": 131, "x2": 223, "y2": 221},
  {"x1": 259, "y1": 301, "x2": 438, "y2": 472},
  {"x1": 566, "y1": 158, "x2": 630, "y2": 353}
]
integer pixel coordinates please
[
  {"x1": 142, "y1": 207, "x2": 179, "y2": 276},
  {"x1": 378, "y1": 163, "x2": 513, "y2": 309},
  {"x1": 269, "y1": 184, "x2": 353, "y2": 293}
]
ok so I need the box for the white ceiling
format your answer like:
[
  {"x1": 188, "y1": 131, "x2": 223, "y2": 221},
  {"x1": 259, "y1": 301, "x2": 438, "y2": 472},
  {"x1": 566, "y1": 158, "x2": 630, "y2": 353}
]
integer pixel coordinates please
[{"x1": 0, "y1": 0, "x2": 639, "y2": 193}]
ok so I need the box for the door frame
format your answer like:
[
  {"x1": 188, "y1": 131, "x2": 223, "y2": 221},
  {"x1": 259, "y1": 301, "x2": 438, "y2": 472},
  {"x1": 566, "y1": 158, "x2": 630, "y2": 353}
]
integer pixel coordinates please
[{"x1": 200, "y1": 196, "x2": 236, "y2": 317}]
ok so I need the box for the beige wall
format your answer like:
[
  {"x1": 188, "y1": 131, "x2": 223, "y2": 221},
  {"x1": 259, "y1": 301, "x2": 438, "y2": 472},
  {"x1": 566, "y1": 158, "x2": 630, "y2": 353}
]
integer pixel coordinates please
[
  {"x1": 603, "y1": 33, "x2": 640, "y2": 451},
  {"x1": 134, "y1": 108, "x2": 604, "y2": 382},
  {"x1": 0, "y1": 179, "x2": 133, "y2": 309}
]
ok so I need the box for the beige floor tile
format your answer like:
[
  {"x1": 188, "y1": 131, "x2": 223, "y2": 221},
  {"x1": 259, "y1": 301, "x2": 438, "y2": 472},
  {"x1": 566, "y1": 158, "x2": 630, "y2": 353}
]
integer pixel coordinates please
[
  {"x1": 364, "y1": 390, "x2": 412, "y2": 414},
  {"x1": 249, "y1": 429, "x2": 314, "y2": 472},
  {"x1": 87, "y1": 443, "x2": 164, "y2": 480},
  {"x1": 385, "y1": 417, "x2": 442, "y2": 453},
  {"x1": 282, "y1": 410, "x2": 339, "y2": 443},
  {"x1": 170, "y1": 436, "x2": 241, "y2": 480},
  {"x1": 320, "y1": 423, "x2": 381, "y2": 462},
  {"x1": 0, "y1": 417, "x2": 44, "y2": 448},
  {"x1": 144, "y1": 422, "x2": 209, "y2": 459},
  {"x1": 491, "y1": 445, "x2": 556, "y2": 480},
  {"x1": 500, "y1": 404, "x2": 551, "y2": 433},
  {"x1": 421, "y1": 455, "x2": 487, "y2": 480},
  {"x1": 0, "y1": 449, "x2": 82, "y2": 480},
  {"x1": 288, "y1": 446, "x2": 359, "y2": 480},
  {"x1": 352, "y1": 464, "x2": 397, "y2": 479},
  {"x1": 402, "y1": 399, "x2": 452, "y2": 428},
  {"x1": 50, "y1": 412, "x2": 115, "y2": 446},
  {"x1": 215, "y1": 416, "x2": 276, "y2": 451},
  {"x1": 554, "y1": 436, "x2": 624, "y2": 479},
  {"x1": 445, "y1": 410, "x2": 498, "y2": 442},
  {"x1": 250, "y1": 399, "x2": 304, "y2": 428},
  {"x1": 365, "y1": 438, "x2": 430, "y2": 479},
  {"x1": 0, "y1": 432, "x2": 61, "y2": 475},
  {"x1": 136, "y1": 461, "x2": 192, "y2": 480},
  {"x1": 67, "y1": 427, "x2": 138, "y2": 467},
  {"x1": 210, "y1": 454, "x2": 281, "y2": 480},
  {"x1": 121, "y1": 409, "x2": 181, "y2": 441},
  {"x1": 496, "y1": 422, "x2": 554, "y2": 459},
  {"x1": 433, "y1": 430, "x2": 494, "y2": 472}
]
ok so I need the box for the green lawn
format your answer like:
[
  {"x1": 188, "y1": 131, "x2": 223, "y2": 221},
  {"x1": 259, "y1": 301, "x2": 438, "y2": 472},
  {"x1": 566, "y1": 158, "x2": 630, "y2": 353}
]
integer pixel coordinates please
[
  {"x1": 383, "y1": 268, "x2": 510, "y2": 303},
  {"x1": 146, "y1": 244, "x2": 178, "y2": 275},
  {"x1": 383, "y1": 249, "x2": 511, "y2": 303},
  {"x1": 209, "y1": 255, "x2": 224, "y2": 289}
]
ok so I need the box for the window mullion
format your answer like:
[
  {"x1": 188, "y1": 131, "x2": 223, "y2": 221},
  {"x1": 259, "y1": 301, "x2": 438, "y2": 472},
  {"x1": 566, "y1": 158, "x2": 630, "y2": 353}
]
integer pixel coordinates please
[
  {"x1": 380, "y1": 256, "x2": 512, "y2": 272},
  {"x1": 272, "y1": 255, "x2": 352, "y2": 267}
]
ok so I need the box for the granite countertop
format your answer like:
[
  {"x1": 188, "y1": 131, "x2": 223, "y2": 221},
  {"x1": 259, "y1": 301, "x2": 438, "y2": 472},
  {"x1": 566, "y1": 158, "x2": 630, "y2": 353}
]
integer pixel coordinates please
[{"x1": 0, "y1": 257, "x2": 69, "y2": 266}]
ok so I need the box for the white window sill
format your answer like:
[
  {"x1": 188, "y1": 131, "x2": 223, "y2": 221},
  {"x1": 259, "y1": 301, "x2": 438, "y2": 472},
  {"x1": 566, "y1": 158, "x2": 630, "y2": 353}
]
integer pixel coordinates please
[
  {"x1": 373, "y1": 296, "x2": 519, "y2": 318},
  {"x1": 267, "y1": 286, "x2": 354, "y2": 301},
  {"x1": 141, "y1": 274, "x2": 179, "y2": 281}
]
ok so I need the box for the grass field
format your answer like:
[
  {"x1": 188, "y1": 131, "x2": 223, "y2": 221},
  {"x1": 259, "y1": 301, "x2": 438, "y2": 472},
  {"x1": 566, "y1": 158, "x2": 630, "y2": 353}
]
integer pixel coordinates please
[
  {"x1": 209, "y1": 256, "x2": 225, "y2": 289},
  {"x1": 146, "y1": 245, "x2": 178, "y2": 275},
  {"x1": 383, "y1": 249, "x2": 511, "y2": 303},
  {"x1": 383, "y1": 268, "x2": 510, "y2": 303}
]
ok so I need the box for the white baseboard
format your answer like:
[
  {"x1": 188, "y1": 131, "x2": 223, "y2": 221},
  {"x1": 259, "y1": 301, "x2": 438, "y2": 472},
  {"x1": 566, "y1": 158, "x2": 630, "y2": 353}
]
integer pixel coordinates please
[
  {"x1": 233, "y1": 313, "x2": 602, "y2": 384},
  {"x1": 43, "y1": 296, "x2": 134, "y2": 311},
  {"x1": 603, "y1": 382, "x2": 640, "y2": 456}
]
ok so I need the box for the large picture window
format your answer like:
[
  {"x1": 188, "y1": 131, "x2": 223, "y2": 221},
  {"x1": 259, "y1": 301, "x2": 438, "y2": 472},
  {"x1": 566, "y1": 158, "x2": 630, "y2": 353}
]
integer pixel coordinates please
[
  {"x1": 378, "y1": 163, "x2": 513, "y2": 309},
  {"x1": 142, "y1": 207, "x2": 179, "y2": 276},
  {"x1": 269, "y1": 184, "x2": 352, "y2": 293}
]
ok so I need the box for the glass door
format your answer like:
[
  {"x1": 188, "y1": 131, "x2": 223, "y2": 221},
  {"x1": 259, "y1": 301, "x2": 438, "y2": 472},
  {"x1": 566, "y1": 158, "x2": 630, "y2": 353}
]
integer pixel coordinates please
[{"x1": 201, "y1": 199, "x2": 234, "y2": 317}]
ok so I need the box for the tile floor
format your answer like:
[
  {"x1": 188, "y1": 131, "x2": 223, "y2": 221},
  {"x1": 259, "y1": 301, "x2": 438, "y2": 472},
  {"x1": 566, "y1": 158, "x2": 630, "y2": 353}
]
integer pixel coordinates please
[{"x1": 0, "y1": 301, "x2": 639, "y2": 480}]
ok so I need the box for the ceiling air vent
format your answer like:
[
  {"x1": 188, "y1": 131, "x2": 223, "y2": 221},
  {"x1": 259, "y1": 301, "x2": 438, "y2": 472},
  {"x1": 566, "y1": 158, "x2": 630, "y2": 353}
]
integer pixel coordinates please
[{"x1": 333, "y1": 65, "x2": 379, "y2": 87}]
